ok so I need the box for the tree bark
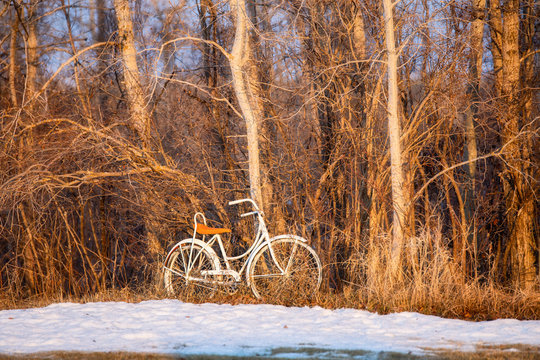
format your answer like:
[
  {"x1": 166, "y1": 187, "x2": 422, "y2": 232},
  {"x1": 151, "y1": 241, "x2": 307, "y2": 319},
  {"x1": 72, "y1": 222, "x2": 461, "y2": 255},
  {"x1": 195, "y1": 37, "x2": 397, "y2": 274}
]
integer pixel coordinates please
[
  {"x1": 521, "y1": 0, "x2": 540, "y2": 281},
  {"x1": 23, "y1": 1, "x2": 39, "y2": 112},
  {"x1": 113, "y1": 0, "x2": 163, "y2": 259},
  {"x1": 230, "y1": 0, "x2": 265, "y2": 210},
  {"x1": 488, "y1": 0, "x2": 503, "y2": 94},
  {"x1": 113, "y1": 0, "x2": 150, "y2": 145},
  {"x1": 9, "y1": 7, "x2": 19, "y2": 108},
  {"x1": 198, "y1": 0, "x2": 217, "y2": 87},
  {"x1": 246, "y1": 0, "x2": 283, "y2": 228},
  {"x1": 462, "y1": 0, "x2": 486, "y2": 275},
  {"x1": 500, "y1": 0, "x2": 536, "y2": 289},
  {"x1": 383, "y1": 0, "x2": 407, "y2": 275}
]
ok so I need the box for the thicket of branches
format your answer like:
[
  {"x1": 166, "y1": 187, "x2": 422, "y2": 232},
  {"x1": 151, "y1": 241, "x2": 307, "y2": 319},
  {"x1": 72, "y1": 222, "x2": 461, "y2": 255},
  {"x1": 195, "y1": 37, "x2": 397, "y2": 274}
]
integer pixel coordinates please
[{"x1": 0, "y1": 0, "x2": 538, "y2": 317}]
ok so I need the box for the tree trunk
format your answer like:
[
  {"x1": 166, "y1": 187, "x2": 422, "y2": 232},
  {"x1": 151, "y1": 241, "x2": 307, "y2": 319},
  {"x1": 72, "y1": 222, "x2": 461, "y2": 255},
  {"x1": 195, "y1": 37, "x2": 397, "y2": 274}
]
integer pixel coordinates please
[
  {"x1": 488, "y1": 0, "x2": 503, "y2": 94},
  {"x1": 521, "y1": 0, "x2": 540, "y2": 281},
  {"x1": 383, "y1": 0, "x2": 407, "y2": 275},
  {"x1": 500, "y1": 0, "x2": 536, "y2": 289},
  {"x1": 230, "y1": 0, "x2": 265, "y2": 210},
  {"x1": 24, "y1": 1, "x2": 39, "y2": 112},
  {"x1": 113, "y1": 0, "x2": 150, "y2": 145},
  {"x1": 198, "y1": 0, "x2": 216, "y2": 87},
  {"x1": 9, "y1": 7, "x2": 19, "y2": 108},
  {"x1": 113, "y1": 0, "x2": 163, "y2": 259},
  {"x1": 462, "y1": 0, "x2": 486, "y2": 275}
]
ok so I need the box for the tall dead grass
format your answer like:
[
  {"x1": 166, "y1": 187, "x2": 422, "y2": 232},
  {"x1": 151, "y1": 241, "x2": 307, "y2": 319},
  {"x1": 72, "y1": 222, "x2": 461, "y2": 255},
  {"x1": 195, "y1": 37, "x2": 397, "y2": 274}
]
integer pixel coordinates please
[{"x1": 344, "y1": 228, "x2": 539, "y2": 320}]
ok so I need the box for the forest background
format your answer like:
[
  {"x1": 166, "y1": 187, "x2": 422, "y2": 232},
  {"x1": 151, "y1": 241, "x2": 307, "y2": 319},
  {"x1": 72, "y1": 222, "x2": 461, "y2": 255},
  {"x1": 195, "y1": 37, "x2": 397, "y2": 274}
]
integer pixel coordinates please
[{"x1": 0, "y1": 0, "x2": 538, "y2": 319}]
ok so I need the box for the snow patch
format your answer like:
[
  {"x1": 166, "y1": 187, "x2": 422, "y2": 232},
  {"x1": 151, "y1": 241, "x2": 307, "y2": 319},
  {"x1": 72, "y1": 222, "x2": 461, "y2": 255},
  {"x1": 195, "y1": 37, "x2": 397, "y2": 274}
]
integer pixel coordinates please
[{"x1": 0, "y1": 300, "x2": 538, "y2": 357}]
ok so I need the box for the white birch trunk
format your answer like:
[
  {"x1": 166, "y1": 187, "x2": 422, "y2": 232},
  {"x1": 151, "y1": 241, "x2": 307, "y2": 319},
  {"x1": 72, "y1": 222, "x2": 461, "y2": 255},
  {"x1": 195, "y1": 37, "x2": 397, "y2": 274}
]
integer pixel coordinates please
[
  {"x1": 382, "y1": 0, "x2": 406, "y2": 274},
  {"x1": 230, "y1": 0, "x2": 264, "y2": 209}
]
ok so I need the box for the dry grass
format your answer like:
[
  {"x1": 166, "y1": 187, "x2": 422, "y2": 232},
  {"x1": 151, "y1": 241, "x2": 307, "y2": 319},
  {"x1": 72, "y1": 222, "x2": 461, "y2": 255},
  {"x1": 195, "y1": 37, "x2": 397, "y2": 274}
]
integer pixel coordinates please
[
  {"x1": 1, "y1": 223, "x2": 538, "y2": 320},
  {"x1": 2, "y1": 267, "x2": 538, "y2": 322},
  {"x1": 339, "y1": 229, "x2": 540, "y2": 320}
]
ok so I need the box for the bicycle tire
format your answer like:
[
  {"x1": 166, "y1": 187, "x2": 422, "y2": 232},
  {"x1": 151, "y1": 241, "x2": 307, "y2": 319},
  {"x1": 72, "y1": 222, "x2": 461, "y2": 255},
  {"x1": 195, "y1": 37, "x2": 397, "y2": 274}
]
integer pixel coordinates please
[
  {"x1": 163, "y1": 241, "x2": 220, "y2": 298},
  {"x1": 248, "y1": 237, "x2": 322, "y2": 300}
]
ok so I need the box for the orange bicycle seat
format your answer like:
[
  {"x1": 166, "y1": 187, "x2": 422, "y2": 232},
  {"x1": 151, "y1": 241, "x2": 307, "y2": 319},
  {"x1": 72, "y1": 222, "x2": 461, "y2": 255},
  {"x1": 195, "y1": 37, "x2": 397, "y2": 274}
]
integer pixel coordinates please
[{"x1": 195, "y1": 223, "x2": 231, "y2": 235}]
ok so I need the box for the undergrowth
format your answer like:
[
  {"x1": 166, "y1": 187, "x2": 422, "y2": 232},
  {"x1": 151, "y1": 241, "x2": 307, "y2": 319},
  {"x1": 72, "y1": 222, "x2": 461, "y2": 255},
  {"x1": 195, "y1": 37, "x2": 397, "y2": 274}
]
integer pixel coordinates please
[{"x1": 2, "y1": 228, "x2": 538, "y2": 321}]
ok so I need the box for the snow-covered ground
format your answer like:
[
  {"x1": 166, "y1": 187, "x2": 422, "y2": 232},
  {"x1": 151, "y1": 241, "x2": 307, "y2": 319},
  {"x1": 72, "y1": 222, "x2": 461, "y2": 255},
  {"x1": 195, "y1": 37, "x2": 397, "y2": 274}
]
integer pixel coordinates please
[{"x1": 1, "y1": 300, "x2": 539, "y2": 358}]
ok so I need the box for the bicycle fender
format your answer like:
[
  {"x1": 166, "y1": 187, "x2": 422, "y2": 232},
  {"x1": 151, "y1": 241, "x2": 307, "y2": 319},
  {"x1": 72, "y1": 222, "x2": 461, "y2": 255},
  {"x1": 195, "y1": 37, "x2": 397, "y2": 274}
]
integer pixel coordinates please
[{"x1": 163, "y1": 238, "x2": 220, "y2": 270}]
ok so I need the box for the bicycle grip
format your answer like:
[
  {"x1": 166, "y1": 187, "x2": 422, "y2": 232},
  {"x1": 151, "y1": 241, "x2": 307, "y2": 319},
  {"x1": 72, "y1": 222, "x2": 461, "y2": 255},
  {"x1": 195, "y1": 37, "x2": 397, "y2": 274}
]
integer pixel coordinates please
[
  {"x1": 240, "y1": 211, "x2": 258, "y2": 218},
  {"x1": 229, "y1": 199, "x2": 249, "y2": 206}
]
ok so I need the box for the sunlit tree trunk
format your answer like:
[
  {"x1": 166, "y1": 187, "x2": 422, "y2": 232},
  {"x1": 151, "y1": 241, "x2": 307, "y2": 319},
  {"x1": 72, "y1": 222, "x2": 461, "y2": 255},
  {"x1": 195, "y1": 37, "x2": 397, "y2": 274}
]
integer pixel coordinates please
[
  {"x1": 246, "y1": 0, "x2": 283, "y2": 229},
  {"x1": 23, "y1": 2, "x2": 39, "y2": 112},
  {"x1": 9, "y1": 8, "x2": 19, "y2": 108},
  {"x1": 16, "y1": 0, "x2": 42, "y2": 293},
  {"x1": 383, "y1": 0, "x2": 407, "y2": 275},
  {"x1": 230, "y1": 0, "x2": 265, "y2": 210},
  {"x1": 113, "y1": 0, "x2": 150, "y2": 145},
  {"x1": 499, "y1": 0, "x2": 536, "y2": 288}
]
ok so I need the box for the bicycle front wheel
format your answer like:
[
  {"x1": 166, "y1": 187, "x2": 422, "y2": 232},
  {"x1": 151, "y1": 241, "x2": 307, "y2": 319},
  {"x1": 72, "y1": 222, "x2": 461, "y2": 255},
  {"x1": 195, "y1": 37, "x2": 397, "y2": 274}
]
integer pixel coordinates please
[
  {"x1": 248, "y1": 238, "x2": 322, "y2": 300},
  {"x1": 164, "y1": 241, "x2": 219, "y2": 299}
]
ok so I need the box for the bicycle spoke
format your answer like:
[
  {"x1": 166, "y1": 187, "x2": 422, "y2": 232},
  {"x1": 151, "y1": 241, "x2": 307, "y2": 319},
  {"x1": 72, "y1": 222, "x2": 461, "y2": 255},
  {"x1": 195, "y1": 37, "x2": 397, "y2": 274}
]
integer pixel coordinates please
[
  {"x1": 164, "y1": 266, "x2": 187, "y2": 279},
  {"x1": 249, "y1": 238, "x2": 322, "y2": 300},
  {"x1": 164, "y1": 242, "x2": 219, "y2": 299},
  {"x1": 284, "y1": 241, "x2": 299, "y2": 274}
]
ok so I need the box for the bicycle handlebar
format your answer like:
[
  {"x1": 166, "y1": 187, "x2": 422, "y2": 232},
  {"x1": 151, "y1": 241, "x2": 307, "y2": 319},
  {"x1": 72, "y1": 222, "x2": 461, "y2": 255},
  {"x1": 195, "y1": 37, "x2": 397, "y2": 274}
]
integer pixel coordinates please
[
  {"x1": 228, "y1": 198, "x2": 259, "y2": 209},
  {"x1": 228, "y1": 198, "x2": 263, "y2": 217}
]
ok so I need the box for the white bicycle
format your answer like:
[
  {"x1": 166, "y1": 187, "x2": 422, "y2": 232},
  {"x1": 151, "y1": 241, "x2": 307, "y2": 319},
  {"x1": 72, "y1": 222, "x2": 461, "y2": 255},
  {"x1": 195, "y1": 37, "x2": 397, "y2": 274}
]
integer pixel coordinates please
[{"x1": 163, "y1": 199, "x2": 322, "y2": 300}]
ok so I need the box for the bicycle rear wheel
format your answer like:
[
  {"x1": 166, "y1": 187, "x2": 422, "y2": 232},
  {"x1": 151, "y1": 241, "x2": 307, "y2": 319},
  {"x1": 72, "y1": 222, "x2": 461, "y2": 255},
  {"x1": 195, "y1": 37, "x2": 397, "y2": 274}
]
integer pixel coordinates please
[
  {"x1": 248, "y1": 238, "x2": 322, "y2": 300},
  {"x1": 164, "y1": 241, "x2": 219, "y2": 299}
]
